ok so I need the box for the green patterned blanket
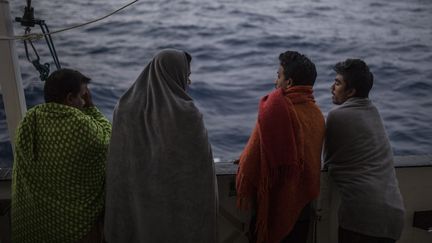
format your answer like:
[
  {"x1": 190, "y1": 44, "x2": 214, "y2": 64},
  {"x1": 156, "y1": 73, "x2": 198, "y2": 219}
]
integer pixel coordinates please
[{"x1": 12, "y1": 103, "x2": 111, "y2": 242}]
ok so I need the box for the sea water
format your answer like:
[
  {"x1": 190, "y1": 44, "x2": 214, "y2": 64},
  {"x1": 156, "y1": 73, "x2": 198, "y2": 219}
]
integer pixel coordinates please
[{"x1": 1, "y1": 0, "x2": 431, "y2": 166}]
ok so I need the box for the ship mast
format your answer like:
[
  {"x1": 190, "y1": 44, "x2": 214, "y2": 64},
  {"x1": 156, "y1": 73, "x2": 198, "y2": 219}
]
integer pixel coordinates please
[{"x1": 0, "y1": 0, "x2": 27, "y2": 150}]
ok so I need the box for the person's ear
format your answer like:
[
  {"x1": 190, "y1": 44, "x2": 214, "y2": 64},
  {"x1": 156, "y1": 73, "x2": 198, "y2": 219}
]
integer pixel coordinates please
[
  {"x1": 64, "y1": 93, "x2": 74, "y2": 106},
  {"x1": 285, "y1": 78, "x2": 294, "y2": 88},
  {"x1": 346, "y1": 88, "x2": 356, "y2": 98}
]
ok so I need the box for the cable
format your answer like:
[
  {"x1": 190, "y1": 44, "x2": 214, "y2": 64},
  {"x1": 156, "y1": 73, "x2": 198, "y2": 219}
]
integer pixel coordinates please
[
  {"x1": 41, "y1": 23, "x2": 61, "y2": 69},
  {"x1": 0, "y1": 0, "x2": 138, "y2": 41}
]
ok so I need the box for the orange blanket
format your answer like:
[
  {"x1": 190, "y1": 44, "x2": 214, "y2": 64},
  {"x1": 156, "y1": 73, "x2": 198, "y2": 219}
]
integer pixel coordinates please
[{"x1": 236, "y1": 86, "x2": 322, "y2": 243}]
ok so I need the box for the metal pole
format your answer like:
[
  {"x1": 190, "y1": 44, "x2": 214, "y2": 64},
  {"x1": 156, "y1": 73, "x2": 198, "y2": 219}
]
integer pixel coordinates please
[{"x1": 0, "y1": 0, "x2": 27, "y2": 151}]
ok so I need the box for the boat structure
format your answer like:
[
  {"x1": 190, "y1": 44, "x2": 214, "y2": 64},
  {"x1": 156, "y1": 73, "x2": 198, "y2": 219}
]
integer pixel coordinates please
[{"x1": 1, "y1": 0, "x2": 431, "y2": 242}]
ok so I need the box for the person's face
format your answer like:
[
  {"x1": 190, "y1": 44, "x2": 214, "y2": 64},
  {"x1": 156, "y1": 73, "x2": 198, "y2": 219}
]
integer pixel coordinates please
[
  {"x1": 331, "y1": 74, "x2": 355, "y2": 105},
  {"x1": 187, "y1": 70, "x2": 192, "y2": 86},
  {"x1": 66, "y1": 83, "x2": 87, "y2": 109},
  {"x1": 275, "y1": 65, "x2": 291, "y2": 89}
]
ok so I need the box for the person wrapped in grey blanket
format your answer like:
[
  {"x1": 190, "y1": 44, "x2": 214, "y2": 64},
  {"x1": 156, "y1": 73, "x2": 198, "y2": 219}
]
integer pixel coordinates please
[
  {"x1": 104, "y1": 49, "x2": 217, "y2": 243},
  {"x1": 324, "y1": 59, "x2": 405, "y2": 243}
]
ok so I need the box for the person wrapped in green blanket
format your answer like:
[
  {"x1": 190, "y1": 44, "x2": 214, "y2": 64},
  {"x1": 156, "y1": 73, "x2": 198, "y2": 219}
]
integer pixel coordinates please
[{"x1": 11, "y1": 69, "x2": 111, "y2": 243}]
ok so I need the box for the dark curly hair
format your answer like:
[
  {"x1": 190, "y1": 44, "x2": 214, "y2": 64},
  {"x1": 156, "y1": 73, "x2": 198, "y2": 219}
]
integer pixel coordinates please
[
  {"x1": 44, "y1": 69, "x2": 91, "y2": 103},
  {"x1": 278, "y1": 51, "x2": 317, "y2": 86}
]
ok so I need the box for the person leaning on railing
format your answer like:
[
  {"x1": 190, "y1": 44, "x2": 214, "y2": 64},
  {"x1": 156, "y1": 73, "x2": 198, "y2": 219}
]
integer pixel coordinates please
[
  {"x1": 11, "y1": 69, "x2": 111, "y2": 243},
  {"x1": 324, "y1": 59, "x2": 405, "y2": 243},
  {"x1": 236, "y1": 51, "x2": 325, "y2": 243},
  {"x1": 104, "y1": 49, "x2": 217, "y2": 243}
]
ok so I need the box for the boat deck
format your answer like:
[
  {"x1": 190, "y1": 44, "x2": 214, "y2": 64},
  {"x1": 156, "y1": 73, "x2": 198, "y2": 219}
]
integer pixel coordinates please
[{"x1": 1, "y1": 155, "x2": 431, "y2": 242}]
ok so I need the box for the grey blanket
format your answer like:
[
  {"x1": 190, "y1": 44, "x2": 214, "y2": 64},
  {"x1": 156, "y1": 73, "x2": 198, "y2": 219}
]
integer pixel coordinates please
[
  {"x1": 324, "y1": 97, "x2": 405, "y2": 240},
  {"x1": 104, "y1": 49, "x2": 217, "y2": 243}
]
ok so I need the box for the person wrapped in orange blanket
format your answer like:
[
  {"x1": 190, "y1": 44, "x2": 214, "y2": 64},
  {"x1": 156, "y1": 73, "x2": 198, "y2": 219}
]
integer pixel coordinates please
[{"x1": 236, "y1": 51, "x2": 325, "y2": 243}]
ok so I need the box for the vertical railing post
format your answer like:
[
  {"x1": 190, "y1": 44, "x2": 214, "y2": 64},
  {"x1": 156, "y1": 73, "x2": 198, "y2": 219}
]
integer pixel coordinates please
[{"x1": 0, "y1": 0, "x2": 27, "y2": 151}]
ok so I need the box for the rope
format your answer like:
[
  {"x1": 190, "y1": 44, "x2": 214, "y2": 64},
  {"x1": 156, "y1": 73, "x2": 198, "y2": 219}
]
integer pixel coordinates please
[{"x1": 0, "y1": 0, "x2": 138, "y2": 41}]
